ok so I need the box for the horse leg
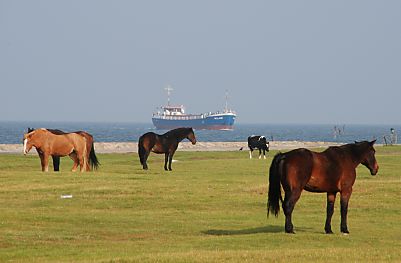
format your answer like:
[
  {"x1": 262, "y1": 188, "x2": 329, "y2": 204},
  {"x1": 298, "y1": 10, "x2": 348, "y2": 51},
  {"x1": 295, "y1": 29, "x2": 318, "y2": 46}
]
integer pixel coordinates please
[
  {"x1": 258, "y1": 149, "x2": 262, "y2": 159},
  {"x1": 249, "y1": 149, "x2": 253, "y2": 159},
  {"x1": 282, "y1": 189, "x2": 302, "y2": 233},
  {"x1": 325, "y1": 192, "x2": 337, "y2": 234},
  {"x1": 52, "y1": 156, "x2": 60, "y2": 171},
  {"x1": 142, "y1": 151, "x2": 150, "y2": 170},
  {"x1": 69, "y1": 152, "x2": 79, "y2": 172},
  {"x1": 168, "y1": 151, "x2": 175, "y2": 171},
  {"x1": 85, "y1": 151, "x2": 90, "y2": 172},
  {"x1": 340, "y1": 189, "x2": 352, "y2": 234},
  {"x1": 263, "y1": 149, "x2": 266, "y2": 159},
  {"x1": 78, "y1": 153, "x2": 86, "y2": 173},
  {"x1": 38, "y1": 153, "x2": 46, "y2": 172},
  {"x1": 42, "y1": 153, "x2": 50, "y2": 172},
  {"x1": 164, "y1": 153, "x2": 169, "y2": 171}
]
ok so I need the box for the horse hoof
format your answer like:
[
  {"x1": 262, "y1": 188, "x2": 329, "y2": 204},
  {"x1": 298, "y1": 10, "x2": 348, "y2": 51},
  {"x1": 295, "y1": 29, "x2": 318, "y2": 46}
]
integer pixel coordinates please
[{"x1": 325, "y1": 231, "x2": 334, "y2": 234}]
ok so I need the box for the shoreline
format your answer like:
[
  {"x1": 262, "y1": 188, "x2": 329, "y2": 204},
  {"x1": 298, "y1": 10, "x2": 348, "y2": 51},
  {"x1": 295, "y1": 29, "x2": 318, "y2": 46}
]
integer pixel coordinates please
[{"x1": 0, "y1": 141, "x2": 344, "y2": 154}]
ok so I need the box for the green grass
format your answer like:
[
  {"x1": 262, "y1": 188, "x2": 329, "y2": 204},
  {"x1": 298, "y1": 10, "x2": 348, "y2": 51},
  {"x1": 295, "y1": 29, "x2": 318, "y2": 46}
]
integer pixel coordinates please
[{"x1": 0, "y1": 147, "x2": 400, "y2": 262}]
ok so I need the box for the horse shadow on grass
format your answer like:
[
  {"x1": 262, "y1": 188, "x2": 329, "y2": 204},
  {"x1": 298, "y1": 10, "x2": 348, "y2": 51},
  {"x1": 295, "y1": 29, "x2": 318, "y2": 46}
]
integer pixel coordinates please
[
  {"x1": 202, "y1": 225, "x2": 282, "y2": 236},
  {"x1": 202, "y1": 225, "x2": 313, "y2": 236}
]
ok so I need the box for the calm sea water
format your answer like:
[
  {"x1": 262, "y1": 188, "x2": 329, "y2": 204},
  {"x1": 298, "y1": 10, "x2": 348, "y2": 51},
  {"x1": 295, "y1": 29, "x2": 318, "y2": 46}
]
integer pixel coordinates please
[{"x1": 0, "y1": 121, "x2": 399, "y2": 144}]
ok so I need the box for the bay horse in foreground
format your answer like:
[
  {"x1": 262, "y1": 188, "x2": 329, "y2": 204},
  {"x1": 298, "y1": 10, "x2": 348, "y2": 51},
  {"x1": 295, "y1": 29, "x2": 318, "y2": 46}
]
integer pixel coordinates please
[
  {"x1": 27, "y1": 128, "x2": 99, "y2": 171},
  {"x1": 138, "y1": 127, "x2": 196, "y2": 170},
  {"x1": 23, "y1": 128, "x2": 89, "y2": 172},
  {"x1": 267, "y1": 140, "x2": 379, "y2": 234}
]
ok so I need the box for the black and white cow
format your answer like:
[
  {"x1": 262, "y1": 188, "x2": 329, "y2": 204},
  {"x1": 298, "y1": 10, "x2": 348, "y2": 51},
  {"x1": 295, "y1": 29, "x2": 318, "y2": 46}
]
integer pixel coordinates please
[{"x1": 247, "y1": 135, "x2": 269, "y2": 159}]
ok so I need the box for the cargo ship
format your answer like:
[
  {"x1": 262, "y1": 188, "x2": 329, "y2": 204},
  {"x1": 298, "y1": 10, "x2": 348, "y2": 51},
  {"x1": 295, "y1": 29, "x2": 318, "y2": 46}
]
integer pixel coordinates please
[{"x1": 152, "y1": 86, "x2": 236, "y2": 130}]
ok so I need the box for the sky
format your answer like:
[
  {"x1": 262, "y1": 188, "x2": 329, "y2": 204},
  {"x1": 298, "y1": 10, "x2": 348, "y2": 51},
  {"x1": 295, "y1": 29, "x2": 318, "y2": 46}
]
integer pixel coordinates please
[{"x1": 1, "y1": 0, "x2": 400, "y2": 125}]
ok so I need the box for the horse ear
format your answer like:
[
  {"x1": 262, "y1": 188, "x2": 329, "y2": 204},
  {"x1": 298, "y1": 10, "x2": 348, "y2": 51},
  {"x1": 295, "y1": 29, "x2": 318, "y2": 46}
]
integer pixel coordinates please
[{"x1": 370, "y1": 139, "x2": 377, "y2": 145}]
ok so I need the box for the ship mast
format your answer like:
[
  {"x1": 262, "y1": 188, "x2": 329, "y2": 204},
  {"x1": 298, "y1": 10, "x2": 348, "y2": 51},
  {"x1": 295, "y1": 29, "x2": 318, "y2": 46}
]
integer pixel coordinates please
[
  {"x1": 165, "y1": 85, "x2": 173, "y2": 106},
  {"x1": 225, "y1": 89, "x2": 229, "y2": 112}
]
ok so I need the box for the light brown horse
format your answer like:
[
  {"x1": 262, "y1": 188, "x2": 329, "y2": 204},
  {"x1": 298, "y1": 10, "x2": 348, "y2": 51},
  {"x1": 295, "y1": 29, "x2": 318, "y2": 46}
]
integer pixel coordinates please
[
  {"x1": 28, "y1": 128, "x2": 100, "y2": 171},
  {"x1": 23, "y1": 128, "x2": 88, "y2": 172}
]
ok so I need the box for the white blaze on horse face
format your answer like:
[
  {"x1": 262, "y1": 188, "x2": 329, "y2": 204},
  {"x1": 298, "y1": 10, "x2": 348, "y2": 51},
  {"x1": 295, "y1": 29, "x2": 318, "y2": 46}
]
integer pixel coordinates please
[{"x1": 23, "y1": 139, "x2": 28, "y2": 155}]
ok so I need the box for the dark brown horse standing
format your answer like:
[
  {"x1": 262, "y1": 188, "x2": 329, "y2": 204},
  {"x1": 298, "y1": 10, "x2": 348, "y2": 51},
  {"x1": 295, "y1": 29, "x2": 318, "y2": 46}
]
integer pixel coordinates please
[
  {"x1": 138, "y1": 127, "x2": 196, "y2": 170},
  {"x1": 267, "y1": 140, "x2": 379, "y2": 234},
  {"x1": 27, "y1": 128, "x2": 99, "y2": 171}
]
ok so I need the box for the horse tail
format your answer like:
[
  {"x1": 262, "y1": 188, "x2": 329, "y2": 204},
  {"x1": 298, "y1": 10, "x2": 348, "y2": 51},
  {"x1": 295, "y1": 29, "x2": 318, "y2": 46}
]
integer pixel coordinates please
[
  {"x1": 89, "y1": 142, "x2": 100, "y2": 170},
  {"x1": 138, "y1": 136, "x2": 146, "y2": 165},
  {"x1": 267, "y1": 152, "x2": 285, "y2": 217}
]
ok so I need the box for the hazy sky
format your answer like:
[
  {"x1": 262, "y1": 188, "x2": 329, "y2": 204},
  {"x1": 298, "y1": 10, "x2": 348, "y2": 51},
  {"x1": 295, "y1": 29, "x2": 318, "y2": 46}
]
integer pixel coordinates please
[{"x1": 1, "y1": 1, "x2": 400, "y2": 124}]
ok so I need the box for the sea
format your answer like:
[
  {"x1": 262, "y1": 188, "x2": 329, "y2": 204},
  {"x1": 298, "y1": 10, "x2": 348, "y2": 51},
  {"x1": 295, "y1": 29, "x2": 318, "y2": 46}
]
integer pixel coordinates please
[{"x1": 0, "y1": 121, "x2": 399, "y2": 145}]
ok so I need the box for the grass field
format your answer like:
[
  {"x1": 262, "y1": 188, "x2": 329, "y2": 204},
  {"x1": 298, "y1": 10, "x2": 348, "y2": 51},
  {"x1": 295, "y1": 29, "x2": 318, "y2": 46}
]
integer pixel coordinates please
[{"x1": 0, "y1": 146, "x2": 400, "y2": 262}]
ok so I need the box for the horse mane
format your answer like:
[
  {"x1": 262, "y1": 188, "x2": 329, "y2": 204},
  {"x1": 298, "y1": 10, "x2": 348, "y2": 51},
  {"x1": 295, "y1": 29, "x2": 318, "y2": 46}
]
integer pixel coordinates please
[
  {"x1": 46, "y1": 129, "x2": 66, "y2": 135},
  {"x1": 26, "y1": 128, "x2": 44, "y2": 135},
  {"x1": 335, "y1": 141, "x2": 373, "y2": 161},
  {"x1": 163, "y1": 127, "x2": 193, "y2": 137},
  {"x1": 346, "y1": 141, "x2": 371, "y2": 149},
  {"x1": 337, "y1": 141, "x2": 370, "y2": 150}
]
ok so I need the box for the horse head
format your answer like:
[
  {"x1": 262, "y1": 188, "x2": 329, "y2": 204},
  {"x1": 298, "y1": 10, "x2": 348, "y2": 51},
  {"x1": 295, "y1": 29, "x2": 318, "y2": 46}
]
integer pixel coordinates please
[
  {"x1": 359, "y1": 140, "x2": 379, "y2": 175},
  {"x1": 23, "y1": 131, "x2": 35, "y2": 155},
  {"x1": 187, "y1": 128, "x2": 197, "y2": 145},
  {"x1": 23, "y1": 128, "x2": 46, "y2": 155}
]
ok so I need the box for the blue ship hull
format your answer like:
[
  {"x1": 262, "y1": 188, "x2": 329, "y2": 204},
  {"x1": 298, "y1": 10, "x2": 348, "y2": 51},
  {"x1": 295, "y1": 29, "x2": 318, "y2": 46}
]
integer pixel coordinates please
[{"x1": 152, "y1": 113, "x2": 236, "y2": 130}]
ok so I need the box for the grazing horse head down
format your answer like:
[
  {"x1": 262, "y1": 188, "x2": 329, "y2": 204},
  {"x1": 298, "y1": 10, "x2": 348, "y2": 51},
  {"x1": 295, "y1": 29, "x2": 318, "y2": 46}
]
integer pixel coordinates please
[
  {"x1": 247, "y1": 135, "x2": 269, "y2": 159},
  {"x1": 267, "y1": 140, "x2": 378, "y2": 234},
  {"x1": 138, "y1": 127, "x2": 197, "y2": 171},
  {"x1": 23, "y1": 128, "x2": 89, "y2": 172}
]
